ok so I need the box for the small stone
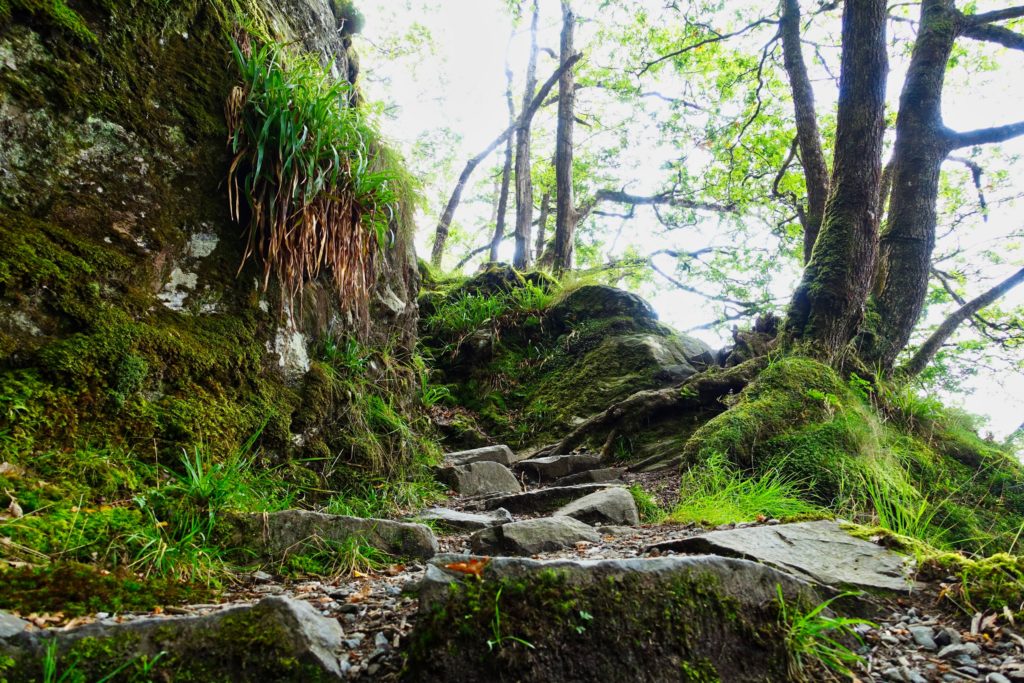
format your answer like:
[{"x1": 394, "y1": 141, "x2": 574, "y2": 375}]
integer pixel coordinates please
[
  {"x1": 939, "y1": 643, "x2": 982, "y2": 660},
  {"x1": 935, "y1": 627, "x2": 962, "y2": 647},
  {"x1": 374, "y1": 632, "x2": 389, "y2": 649},
  {"x1": 909, "y1": 625, "x2": 938, "y2": 651},
  {"x1": 882, "y1": 667, "x2": 906, "y2": 682},
  {"x1": 987, "y1": 673, "x2": 1012, "y2": 683}
]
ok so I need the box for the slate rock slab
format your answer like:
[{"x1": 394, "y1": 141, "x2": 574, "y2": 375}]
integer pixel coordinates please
[
  {"x1": 646, "y1": 520, "x2": 918, "y2": 592},
  {"x1": 225, "y1": 510, "x2": 437, "y2": 561},
  {"x1": 412, "y1": 506, "x2": 514, "y2": 532},
  {"x1": 554, "y1": 487, "x2": 640, "y2": 526},
  {"x1": 554, "y1": 467, "x2": 626, "y2": 486},
  {"x1": 514, "y1": 453, "x2": 603, "y2": 482},
  {"x1": 470, "y1": 516, "x2": 600, "y2": 555},
  {"x1": 0, "y1": 597, "x2": 343, "y2": 682},
  {"x1": 443, "y1": 445, "x2": 526, "y2": 467},
  {"x1": 436, "y1": 461, "x2": 522, "y2": 496},
  {"x1": 410, "y1": 554, "x2": 819, "y2": 683},
  {"x1": 475, "y1": 483, "x2": 620, "y2": 514}
]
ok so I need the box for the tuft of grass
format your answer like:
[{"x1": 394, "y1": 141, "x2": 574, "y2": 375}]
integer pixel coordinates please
[
  {"x1": 226, "y1": 35, "x2": 410, "y2": 323},
  {"x1": 671, "y1": 452, "x2": 822, "y2": 526},
  {"x1": 778, "y1": 586, "x2": 874, "y2": 681},
  {"x1": 280, "y1": 534, "x2": 390, "y2": 579},
  {"x1": 627, "y1": 484, "x2": 666, "y2": 524}
]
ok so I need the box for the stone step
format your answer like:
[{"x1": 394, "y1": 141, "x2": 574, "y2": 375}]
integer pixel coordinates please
[
  {"x1": 0, "y1": 597, "x2": 343, "y2": 681},
  {"x1": 469, "y1": 516, "x2": 600, "y2": 555},
  {"x1": 554, "y1": 487, "x2": 639, "y2": 526},
  {"x1": 409, "y1": 554, "x2": 820, "y2": 682},
  {"x1": 553, "y1": 467, "x2": 626, "y2": 486},
  {"x1": 645, "y1": 519, "x2": 920, "y2": 593},
  {"x1": 471, "y1": 483, "x2": 620, "y2": 515},
  {"x1": 513, "y1": 452, "x2": 604, "y2": 482},
  {"x1": 411, "y1": 506, "x2": 514, "y2": 532},
  {"x1": 435, "y1": 460, "x2": 522, "y2": 496},
  {"x1": 224, "y1": 510, "x2": 437, "y2": 561},
  {"x1": 443, "y1": 444, "x2": 527, "y2": 467}
]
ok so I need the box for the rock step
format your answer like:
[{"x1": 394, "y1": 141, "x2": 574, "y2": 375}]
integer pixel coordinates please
[
  {"x1": 646, "y1": 519, "x2": 920, "y2": 593},
  {"x1": 513, "y1": 452, "x2": 604, "y2": 482},
  {"x1": 555, "y1": 487, "x2": 639, "y2": 526},
  {"x1": 553, "y1": 466, "x2": 626, "y2": 486},
  {"x1": 411, "y1": 506, "x2": 513, "y2": 532},
  {"x1": 470, "y1": 483, "x2": 621, "y2": 515},
  {"x1": 224, "y1": 510, "x2": 437, "y2": 562},
  {"x1": 409, "y1": 553, "x2": 820, "y2": 682},
  {"x1": 470, "y1": 516, "x2": 600, "y2": 555},
  {"x1": 435, "y1": 460, "x2": 521, "y2": 496},
  {"x1": 443, "y1": 444, "x2": 527, "y2": 467},
  {"x1": 0, "y1": 597, "x2": 343, "y2": 681}
]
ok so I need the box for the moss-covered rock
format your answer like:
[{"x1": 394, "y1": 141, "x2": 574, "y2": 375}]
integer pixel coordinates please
[{"x1": 406, "y1": 554, "x2": 818, "y2": 682}]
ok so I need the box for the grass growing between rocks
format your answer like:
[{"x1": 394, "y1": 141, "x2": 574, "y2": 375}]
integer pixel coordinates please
[
  {"x1": 777, "y1": 586, "x2": 873, "y2": 682},
  {"x1": 671, "y1": 452, "x2": 822, "y2": 526}
]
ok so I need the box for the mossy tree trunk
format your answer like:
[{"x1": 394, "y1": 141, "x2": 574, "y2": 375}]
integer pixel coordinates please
[
  {"x1": 552, "y1": 0, "x2": 578, "y2": 275},
  {"x1": 782, "y1": 0, "x2": 888, "y2": 362},
  {"x1": 860, "y1": 0, "x2": 1024, "y2": 370},
  {"x1": 512, "y1": 0, "x2": 540, "y2": 270}
]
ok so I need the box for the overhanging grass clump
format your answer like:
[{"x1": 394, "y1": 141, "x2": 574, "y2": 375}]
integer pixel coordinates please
[{"x1": 227, "y1": 36, "x2": 412, "y2": 324}]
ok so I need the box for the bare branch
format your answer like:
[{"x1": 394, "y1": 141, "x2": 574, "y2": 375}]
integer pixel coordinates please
[
  {"x1": 966, "y1": 6, "x2": 1024, "y2": 25},
  {"x1": 429, "y1": 53, "x2": 583, "y2": 266},
  {"x1": 638, "y1": 16, "x2": 778, "y2": 76},
  {"x1": 959, "y1": 21, "x2": 1024, "y2": 51},
  {"x1": 592, "y1": 188, "x2": 737, "y2": 213},
  {"x1": 946, "y1": 120, "x2": 1024, "y2": 149},
  {"x1": 946, "y1": 155, "x2": 988, "y2": 220}
]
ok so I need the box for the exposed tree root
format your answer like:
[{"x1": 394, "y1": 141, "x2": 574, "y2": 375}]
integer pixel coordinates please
[{"x1": 535, "y1": 357, "x2": 768, "y2": 459}]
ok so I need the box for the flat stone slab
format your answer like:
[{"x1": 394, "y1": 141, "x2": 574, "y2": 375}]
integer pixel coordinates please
[
  {"x1": 554, "y1": 467, "x2": 626, "y2": 486},
  {"x1": 0, "y1": 597, "x2": 343, "y2": 681},
  {"x1": 225, "y1": 510, "x2": 437, "y2": 561},
  {"x1": 410, "y1": 554, "x2": 820, "y2": 682},
  {"x1": 436, "y1": 460, "x2": 522, "y2": 496},
  {"x1": 514, "y1": 453, "x2": 603, "y2": 482},
  {"x1": 646, "y1": 520, "x2": 918, "y2": 593},
  {"x1": 475, "y1": 483, "x2": 620, "y2": 514},
  {"x1": 444, "y1": 445, "x2": 527, "y2": 467},
  {"x1": 470, "y1": 516, "x2": 600, "y2": 555},
  {"x1": 413, "y1": 506, "x2": 514, "y2": 532},
  {"x1": 555, "y1": 487, "x2": 640, "y2": 527}
]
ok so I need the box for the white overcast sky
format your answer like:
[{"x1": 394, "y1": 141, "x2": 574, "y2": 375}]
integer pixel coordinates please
[{"x1": 357, "y1": 0, "x2": 1024, "y2": 439}]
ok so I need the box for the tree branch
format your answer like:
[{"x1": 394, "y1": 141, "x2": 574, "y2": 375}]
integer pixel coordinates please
[
  {"x1": 591, "y1": 188, "x2": 737, "y2": 213},
  {"x1": 965, "y1": 6, "x2": 1024, "y2": 26},
  {"x1": 959, "y1": 20, "x2": 1024, "y2": 51},
  {"x1": 902, "y1": 266, "x2": 1024, "y2": 377},
  {"x1": 638, "y1": 17, "x2": 778, "y2": 75},
  {"x1": 429, "y1": 53, "x2": 583, "y2": 266},
  {"x1": 947, "y1": 120, "x2": 1024, "y2": 149}
]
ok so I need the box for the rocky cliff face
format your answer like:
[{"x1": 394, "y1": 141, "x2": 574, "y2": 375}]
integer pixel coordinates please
[{"x1": 0, "y1": 0, "x2": 420, "y2": 480}]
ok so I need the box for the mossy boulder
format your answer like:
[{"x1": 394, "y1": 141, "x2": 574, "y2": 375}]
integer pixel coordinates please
[
  {"x1": 407, "y1": 554, "x2": 819, "y2": 682},
  {"x1": 423, "y1": 275, "x2": 716, "y2": 448},
  {"x1": 0, "y1": 0, "x2": 421, "y2": 480},
  {"x1": 0, "y1": 596, "x2": 344, "y2": 681}
]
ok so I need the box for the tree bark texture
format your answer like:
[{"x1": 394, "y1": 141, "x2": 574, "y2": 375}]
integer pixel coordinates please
[
  {"x1": 490, "y1": 64, "x2": 517, "y2": 262},
  {"x1": 535, "y1": 190, "x2": 551, "y2": 262},
  {"x1": 513, "y1": 0, "x2": 541, "y2": 269},
  {"x1": 861, "y1": 0, "x2": 959, "y2": 370},
  {"x1": 552, "y1": 1, "x2": 577, "y2": 274},
  {"x1": 783, "y1": 0, "x2": 888, "y2": 361},
  {"x1": 780, "y1": 0, "x2": 829, "y2": 264}
]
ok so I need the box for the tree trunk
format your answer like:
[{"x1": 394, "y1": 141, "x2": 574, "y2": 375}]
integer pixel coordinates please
[
  {"x1": 535, "y1": 191, "x2": 551, "y2": 263},
  {"x1": 861, "y1": 0, "x2": 959, "y2": 370},
  {"x1": 490, "y1": 63, "x2": 516, "y2": 263},
  {"x1": 552, "y1": 1, "x2": 577, "y2": 275},
  {"x1": 779, "y1": 0, "x2": 829, "y2": 264},
  {"x1": 782, "y1": 0, "x2": 888, "y2": 361},
  {"x1": 901, "y1": 266, "x2": 1024, "y2": 377},
  {"x1": 513, "y1": 0, "x2": 541, "y2": 269},
  {"x1": 429, "y1": 54, "x2": 581, "y2": 268}
]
